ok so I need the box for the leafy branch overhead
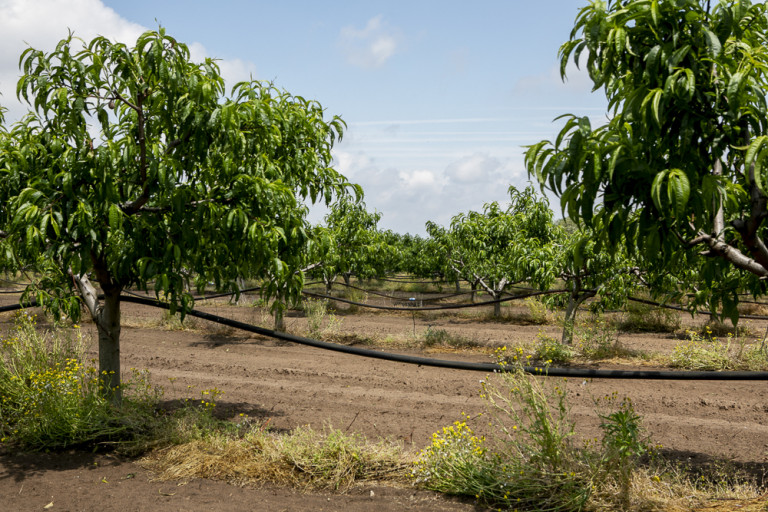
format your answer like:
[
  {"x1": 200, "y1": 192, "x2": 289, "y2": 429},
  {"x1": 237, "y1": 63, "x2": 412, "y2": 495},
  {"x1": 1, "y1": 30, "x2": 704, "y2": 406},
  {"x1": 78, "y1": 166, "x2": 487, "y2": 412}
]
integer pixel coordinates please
[{"x1": 526, "y1": 0, "x2": 768, "y2": 323}]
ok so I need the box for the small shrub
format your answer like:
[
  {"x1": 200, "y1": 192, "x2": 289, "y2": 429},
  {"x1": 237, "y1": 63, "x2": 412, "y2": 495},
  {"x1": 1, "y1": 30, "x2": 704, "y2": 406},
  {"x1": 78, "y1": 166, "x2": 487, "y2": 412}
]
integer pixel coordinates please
[
  {"x1": 734, "y1": 342, "x2": 768, "y2": 371},
  {"x1": 523, "y1": 297, "x2": 552, "y2": 325},
  {"x1": 422, "y1": 327, "x2": 478, "y2": 349},
  {"x1": 698, "y1": 320, "x2": 750, "y2": 339},
  {"x1": 534, "y1": 332, "x2": 574, "y2": 365},
  {"x1": 414, "y1": 358, "x2": 658, "y2": 511},
  {"x1": 342, "y1": 288, "x2": 368, "y2": 313},
  {"x1": 617, "y1": 301, "x2": 681, "y2": 333},
  {"x1": 575, "y1": 318, "x2": 641, "y2": 360},
  {"x1": 302, "y1": 298, "x2": 342, "y2": 340},
  {"x1": 670, "y1": 331, "x2": 732, "y2": 370},
  {"x1": 0, "y1": 314, "x2": 160, "y2": 450},
  {"x1": 415, "y1": 366, "x2": 590, "y2": 511},
  {"x1": 596, "y1": 394, "x2": 648, "y2": 510}
]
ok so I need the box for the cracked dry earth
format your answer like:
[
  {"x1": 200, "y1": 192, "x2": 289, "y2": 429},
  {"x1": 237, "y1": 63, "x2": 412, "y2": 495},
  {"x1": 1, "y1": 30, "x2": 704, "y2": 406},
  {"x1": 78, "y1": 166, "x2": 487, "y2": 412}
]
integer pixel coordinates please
[{"x1": 2, "y1": 293, "x2": 768, "y2": 511}]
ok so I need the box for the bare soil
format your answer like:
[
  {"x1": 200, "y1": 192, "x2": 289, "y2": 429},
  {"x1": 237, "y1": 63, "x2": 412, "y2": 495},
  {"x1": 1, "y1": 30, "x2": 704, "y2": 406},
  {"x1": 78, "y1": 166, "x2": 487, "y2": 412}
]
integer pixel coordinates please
[{"x1": 2, "y1": 291, "x2": 768, "y2": 511}]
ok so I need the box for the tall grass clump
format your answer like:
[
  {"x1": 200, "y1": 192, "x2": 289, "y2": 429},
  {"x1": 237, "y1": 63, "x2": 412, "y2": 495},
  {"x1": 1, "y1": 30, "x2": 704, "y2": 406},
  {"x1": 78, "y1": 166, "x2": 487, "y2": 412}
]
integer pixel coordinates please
[
  {"x1": 616, "y1": 301, "x2": 680, "y2": 333},
  {"x1": 302, "y1": 298, "x2": 342, "y2": 339},
  {"x1": 413, "y1": 355, "x2": 650, "y2": 511},
  {"x1": 0, "y1": 313, "x2": 159, "y2": 450},
  {"x1": 421, "y1": 327, "x2": 478, "y2": 349},
  {"x1": 670, "y1": 329, "x2": 768, "y2": 371}
]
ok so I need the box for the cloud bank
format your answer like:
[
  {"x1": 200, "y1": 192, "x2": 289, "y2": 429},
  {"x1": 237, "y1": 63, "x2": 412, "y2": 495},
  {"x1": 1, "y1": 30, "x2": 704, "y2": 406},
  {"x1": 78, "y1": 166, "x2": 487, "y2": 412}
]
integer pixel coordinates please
[{"x1": 339, "y1": 15, "x2": 399, "y2": 69}]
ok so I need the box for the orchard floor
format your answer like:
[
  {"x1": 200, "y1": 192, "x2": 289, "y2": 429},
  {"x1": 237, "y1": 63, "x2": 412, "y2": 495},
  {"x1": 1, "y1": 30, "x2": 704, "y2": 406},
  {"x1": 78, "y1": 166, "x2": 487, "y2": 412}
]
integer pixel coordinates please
[{"x1": 2, "y1": 292, "x2": 768, "y2": 511}]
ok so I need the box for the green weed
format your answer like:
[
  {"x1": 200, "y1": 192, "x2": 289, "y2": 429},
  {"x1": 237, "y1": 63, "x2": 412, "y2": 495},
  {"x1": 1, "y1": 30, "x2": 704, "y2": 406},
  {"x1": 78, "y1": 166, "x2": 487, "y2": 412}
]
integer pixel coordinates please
[
  {"x1": 422, "y1": 327, "x2": 479, "y2": 349},
  {"x1": 0, "y1": 313, "x2": 161, "y2": 450},
  {"x1": 617, "y1": 301, "x2": 681, "y2": 333}
]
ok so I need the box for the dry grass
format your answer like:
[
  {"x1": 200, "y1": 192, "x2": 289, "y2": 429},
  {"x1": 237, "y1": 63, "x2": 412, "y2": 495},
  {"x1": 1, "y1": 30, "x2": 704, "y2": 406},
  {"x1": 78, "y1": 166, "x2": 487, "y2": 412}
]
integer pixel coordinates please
[
  {"x1": 139, "y1": 424, "x2": 410, "y2": 491},
  {"x1": 602, "y1": 462, "x2": 768, "y2": 512}
]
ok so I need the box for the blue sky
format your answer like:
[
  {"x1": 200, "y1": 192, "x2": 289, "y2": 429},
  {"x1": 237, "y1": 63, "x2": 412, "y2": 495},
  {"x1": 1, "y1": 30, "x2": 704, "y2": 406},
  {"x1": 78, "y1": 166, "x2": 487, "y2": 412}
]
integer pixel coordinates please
[{"x1": 0, "y1": 0, "x2": 608, "y2": 235}]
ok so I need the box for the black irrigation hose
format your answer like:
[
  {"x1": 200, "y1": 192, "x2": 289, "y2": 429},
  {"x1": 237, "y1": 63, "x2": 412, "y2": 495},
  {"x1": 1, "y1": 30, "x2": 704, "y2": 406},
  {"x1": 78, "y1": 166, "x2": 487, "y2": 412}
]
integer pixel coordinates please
[
  {"x1": 627, "y1": 296, "x2": 768, "y2": 321},
  {"x1": 313, "y1": 280, "x2": 474, "y2": 302},
  {"x1": 301, "y1": 288, "x2": 569, "y2": 311},
  {"x1": 374, "y1": 276, "x2": 448, "y2": 284},
  {"x1": 0, "y1": 299, "x2": 39, "y2": 313},
  {"x1": 116, "y1": 296, "x2": 768, "y2": 380},
  {"x1": 3, "y1": 295, "x2": 768, "y2": 379}
]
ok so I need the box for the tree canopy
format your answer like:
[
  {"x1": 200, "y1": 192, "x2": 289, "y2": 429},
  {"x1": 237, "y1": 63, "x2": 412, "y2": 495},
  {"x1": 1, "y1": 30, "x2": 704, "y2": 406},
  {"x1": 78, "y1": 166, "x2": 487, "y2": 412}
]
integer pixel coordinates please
[
  {"x1": 0, "y1": 29, "x2": 354, "y2": 401},
  {"x1": 526, "y1": 0, "x2": 768, "y2": 322},
  {"x1": 427, "y1": 186, "x2": 562, "y2": 316},
  {"x1": 312, "y1": 196, "x2": 388, "y2": 292}
]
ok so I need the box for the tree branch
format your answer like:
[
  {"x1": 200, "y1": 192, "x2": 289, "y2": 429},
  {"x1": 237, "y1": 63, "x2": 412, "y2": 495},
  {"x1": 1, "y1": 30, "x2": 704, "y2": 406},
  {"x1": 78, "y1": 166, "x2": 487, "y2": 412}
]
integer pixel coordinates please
[
  {"x1": 713, "y1": 158, "x2": 725, "y2": 241},
  {"x1": 689, "y1": 231, "x2": 768, "y2": 278},
  {"x1": 120, "y1": 91, "x2": 150, "y2": 215},
  {"x1": 120, "y1": 198, "x2": 220, "y2": 214},
  {"x1": 729, "y1": 163, "x2": 768, "y2": 268},
  {"x1": 111, "y1": 89, "x2": 140, "y2": 113},
  {"x1": 70, "y1": 269, "x2": 101, "y2": 319}
]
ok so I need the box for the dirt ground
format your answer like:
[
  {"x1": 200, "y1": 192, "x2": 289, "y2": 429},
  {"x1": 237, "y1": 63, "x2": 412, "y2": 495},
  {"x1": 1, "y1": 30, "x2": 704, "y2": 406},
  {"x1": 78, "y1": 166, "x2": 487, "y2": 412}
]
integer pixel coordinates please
[{"x1": 2, "y1": 291, "x2": 768, "y2": 511}]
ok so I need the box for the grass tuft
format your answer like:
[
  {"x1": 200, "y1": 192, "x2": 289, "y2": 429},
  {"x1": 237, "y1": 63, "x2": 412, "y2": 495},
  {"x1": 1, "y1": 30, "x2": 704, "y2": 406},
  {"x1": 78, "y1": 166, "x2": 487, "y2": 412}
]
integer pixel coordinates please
[{"x1": 140, "y1": 424, "x2": 409, "y2": 490}]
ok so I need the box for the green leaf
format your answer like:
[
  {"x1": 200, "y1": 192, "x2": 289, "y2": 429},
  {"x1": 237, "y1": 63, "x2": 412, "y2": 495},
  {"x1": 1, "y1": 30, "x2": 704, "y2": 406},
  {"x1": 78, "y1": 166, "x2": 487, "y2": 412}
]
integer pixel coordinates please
[
  {"x1": 651, "y1": 170, "x2": 668, "y2": 211},
  {"x1": 701, "y1": 28, "x2": 722, "y2": 57},
  {"x1": 108, "y1": 203, "x2": 121, "y2": 230},
  {"x1": 666, "y1": 169, "x2": 690, "y2": 220},
  {"x1": 727, "y1": 71, "x2": 744, "y2": 103}
]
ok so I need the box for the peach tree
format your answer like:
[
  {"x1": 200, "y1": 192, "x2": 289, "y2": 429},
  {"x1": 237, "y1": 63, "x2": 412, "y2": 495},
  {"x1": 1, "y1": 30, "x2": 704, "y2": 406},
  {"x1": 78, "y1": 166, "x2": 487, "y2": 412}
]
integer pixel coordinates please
[
  {"x1": 526, "y1": 0, "x2": 768, "y2": 323},
  {"x1": 428, "y1": 186, "x2": 562, "y2": 317},
  {"x1": 0, "y1": 29, "x2": 354, "y2": 402}
]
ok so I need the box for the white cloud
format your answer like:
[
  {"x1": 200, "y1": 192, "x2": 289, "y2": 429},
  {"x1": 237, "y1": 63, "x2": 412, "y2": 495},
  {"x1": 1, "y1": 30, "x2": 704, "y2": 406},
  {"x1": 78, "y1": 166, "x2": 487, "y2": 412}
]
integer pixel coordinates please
[
  {"x1": 0, "y1": 0, "x2": 145, "y2": 120},
  {"x1": 188, "y1": 42, "x2": 257, "y2": 87},
  {"x1": 399, "y1": 169, "x2": 437, "y2": 190},
  {"x1": 333, "y1": 150, "x2": 374, "y2": 180},
  {"x1": 339, "y1": 15, "x2": 399, "y2": 69},
  {"x1": 512, "y1": 59, "x2": 597, "y2": 98},
  {"x1": 0, "y1": 0, "x2": 257, "y2": 122},
  {"x1": 445, "y1": 153, "x2": 502, "y2": 183}
]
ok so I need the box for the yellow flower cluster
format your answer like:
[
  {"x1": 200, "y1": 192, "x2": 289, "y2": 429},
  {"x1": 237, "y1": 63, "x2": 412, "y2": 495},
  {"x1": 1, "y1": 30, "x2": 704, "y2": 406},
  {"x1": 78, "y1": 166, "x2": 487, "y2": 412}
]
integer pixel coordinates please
[
  {"x1": 412, "y1": 418, "x2": 487, "y2": 485},
  {"x1": 494, "y1": 345, "x2": 533, "y2": 368}
]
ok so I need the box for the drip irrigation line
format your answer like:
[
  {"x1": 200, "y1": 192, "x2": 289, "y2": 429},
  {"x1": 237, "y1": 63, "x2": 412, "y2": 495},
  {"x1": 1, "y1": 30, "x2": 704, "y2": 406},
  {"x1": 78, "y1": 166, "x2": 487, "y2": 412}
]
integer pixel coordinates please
[
  {"x1": 0, "y1": 299, "x2": 39, "y2": 313},
  {"x1": 0, "y1": 289, "x2": 26, "y2": 294},
  {"x1": 312, "y1": 280, "x2": 474, "y2": 302},
  {"x1": 301, "y1": 288, "x2": 569, "y2": 311},
  {"x1": 0, "y1": 278, "x2": 31, "y2": 287},
  {"x1": 2, "y1": 295, "x2": 768, "y2": 379},
  {"x1": 374, "y1": 276, "x2": 449, "y2": 284},
  {"x1": 115, "y1": 296, "x2": 768, "y2": 380},
  {"x1": 191, "y1": 286, "x2": 262, "y2": 301},
  {"x1": 627, "y1": 296, "x2": 768, "y2": 321},
  {"x1": 121, "y1": 287, "x2": 264, "y2": 303}
]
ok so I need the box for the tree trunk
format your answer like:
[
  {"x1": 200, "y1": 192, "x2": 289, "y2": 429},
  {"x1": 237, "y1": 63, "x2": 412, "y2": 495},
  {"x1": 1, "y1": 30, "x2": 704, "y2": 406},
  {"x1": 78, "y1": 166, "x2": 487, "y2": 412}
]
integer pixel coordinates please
[
  {"x1": 234, "y1": 277, "x2": 246, "y2": 305},
  {"x1": 274, "y1": 306, "x2": 285, "y2": 332},
  {"x1": 470, "y1": 281, "x2": 477, "y2": 303},
  {"x1": 324, "y1": 274, "x2": 335, "y2": 295},
  {"x1": 455, "y1": 279, "x2": 461, "y2": 293},
  {"x1": 72, "y1": 271, "x2": 123, "y2": 406},
  {"x1": 562, "y1": 293, "x2": 579, "y2": 345},
  {"x1": 493, "y1": 293, "x2": 501, "y2": 318},
  {"x1": 343, "y1": 273, "x2": 351, "y2": 287},
  {"x1": 561, "y1": 288, "x2": 596, "y2": 345},
  {"x1": 96, "y1": 287, "x2": 122, "y2": 405}
]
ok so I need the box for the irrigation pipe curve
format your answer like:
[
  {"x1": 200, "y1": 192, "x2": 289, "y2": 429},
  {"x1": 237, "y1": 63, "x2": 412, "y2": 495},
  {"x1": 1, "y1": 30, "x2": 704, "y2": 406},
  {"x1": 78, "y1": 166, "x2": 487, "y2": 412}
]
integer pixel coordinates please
[
  {"x1": 300, "y1": 288, "x2": 569, "y2": 312},
  {"x1": 3, "y1": 296, "x2": 768, "y2": 380}
]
